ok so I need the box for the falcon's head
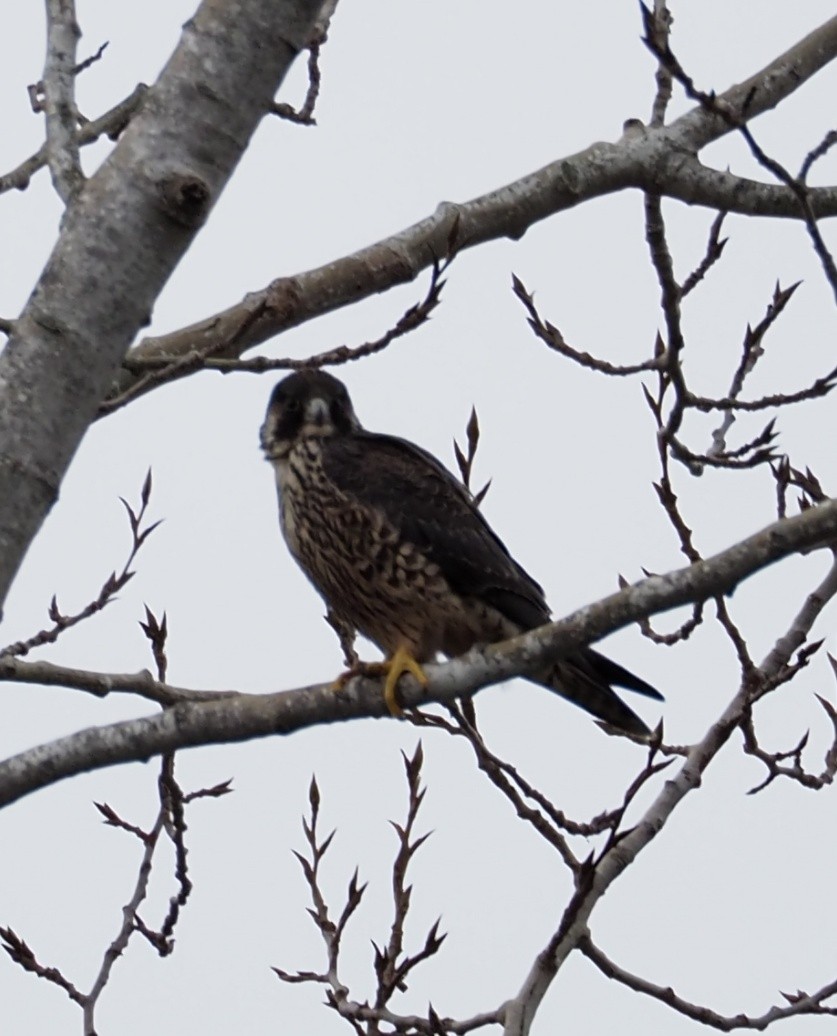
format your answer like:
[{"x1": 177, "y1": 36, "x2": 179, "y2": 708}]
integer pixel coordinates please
[{"x1": 260, "y1": 369, "x2": 362, "y2": 459}]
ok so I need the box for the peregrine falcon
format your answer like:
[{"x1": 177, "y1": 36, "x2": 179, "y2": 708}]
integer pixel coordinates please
[{"x1": 260, "y1": 369, "x2": 661, "y2": 735}]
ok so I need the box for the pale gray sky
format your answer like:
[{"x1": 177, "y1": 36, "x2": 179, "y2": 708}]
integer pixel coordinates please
[{"x1": 2, "y1": 3, "x2": 837, "y2": 1033}]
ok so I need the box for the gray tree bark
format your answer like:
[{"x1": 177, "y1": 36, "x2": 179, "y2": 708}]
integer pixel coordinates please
[{"x1": 0, "y1": 0, "x2": 325, "y2": 615}]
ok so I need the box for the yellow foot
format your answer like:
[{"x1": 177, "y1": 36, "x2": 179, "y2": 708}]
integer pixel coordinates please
[
  {"x1": 383, "y1": 646, "x2": 429, "y2": 718},
  {"x1": 332, "y1": 649, "x2": 428, "y2": 717}
]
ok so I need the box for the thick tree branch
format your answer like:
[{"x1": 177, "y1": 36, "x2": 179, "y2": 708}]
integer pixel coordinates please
[
  {"x1": 504, "y1": 691, "x2": 748, "y2": 1034},
  {"x1": 666, "y1": 13, "x2": 837, "y2": 152},
  {"x1": 0, "y1": 0, "x2": 328, "y2": 616},
  {"x1": 2, "y1": 499, "x2": 837, "y2": 809},
  {"x1": 102, "y1": 254, "x2": 450, "y2": 415},
  {"x1": 113, "y1": 164, "x2": 837, "y2": 405},
  {"x1": 502, "y1": 520, "x2": 837, "y2": 1036},
  {"x1": 110, "y1": 13, "x2": 837, "y2": 408}
]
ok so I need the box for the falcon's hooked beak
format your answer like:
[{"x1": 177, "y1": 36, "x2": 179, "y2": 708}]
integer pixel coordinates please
[{"x1": 304, "y1": 396, "x2": 330, "y2": 428}]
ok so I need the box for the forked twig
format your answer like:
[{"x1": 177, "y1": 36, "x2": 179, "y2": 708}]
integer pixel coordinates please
[{"x1": 0, "y1": 471, "x2": 161, "y2": 659}]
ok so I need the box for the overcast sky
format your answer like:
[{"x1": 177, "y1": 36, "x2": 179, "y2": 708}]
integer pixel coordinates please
[{"x1": 2, "y1": 3, "x2": 837, "y2": 1033}]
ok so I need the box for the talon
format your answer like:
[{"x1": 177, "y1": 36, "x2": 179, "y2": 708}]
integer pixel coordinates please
[
  {"x1": 383, "y1": 646, "x2": 428, "y2": 718},
  {"x1": 332, "y1": 660, "x2": 387, "y2": 693},
  {"x1": 332, "y1": 651, "x2": 428, "y2": 717}
]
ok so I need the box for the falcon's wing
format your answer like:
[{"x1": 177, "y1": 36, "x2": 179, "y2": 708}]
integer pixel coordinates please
[{"x1": 321, "y1": 431, "x2": 551, "y2": 631}]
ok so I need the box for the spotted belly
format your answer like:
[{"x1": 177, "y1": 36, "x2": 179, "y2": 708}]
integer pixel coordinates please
[
  {"x1": 271, "y1": 441, "x2": 520, "y2": 658},
  {"x1": 273, "y1": 441, "x2": 520, "y2": 661}
]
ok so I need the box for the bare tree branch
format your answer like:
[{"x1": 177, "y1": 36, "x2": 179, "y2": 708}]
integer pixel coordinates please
[
  {"x1": 0, "y1": 0, "x2": 330, "y2": 616},
  {"x1": 0, "y1": 83, "x2": 146, "y2": 193},
  {"x1": 641, "y1": 2, "x2": 837, "y2": 300},
  {"x1": 0, "y1": 928, "x2": 85, "y2": 1006},
  {"x1": 270, "y1": 0, "x2": 337, "y2": 124},
  {"x1": 4, "y1": 755, "x2": 229, "y2": 1034},
  {"x1": 579, "y1": 934, "x2": 837, "y2": 1030},
  {"x1": 513, "y1": 275, "x2": 661, "y2": 376},
  {"x1": 42, "y1": 0, "x2": 84, "y2": 202},
  {"x1": 679, "y1": 210, "x2": 728, "y2": 299},
  {"x1": 500, "y1": 503, "x2": 837, "y2": 1035},
  {"x1": 2, "y1": 498, "x2": 837, "y2": 807},
  {"x1": 0, "y1": 472, "x2": 160, "y2": 659},
  {"x1": 103, "y1": 255, "x2": 451, "y2": 416},
  {"x1": 110, "y1": 14, "x2": 837, "y2": 410},
  {"x1": 0, "y1": 657, "x2": 232, "y2": 705},
  {"x1": 276, "y1": 752, "x2": 501, "y2": 1035},
  {"x1": 800, "y1": 128, "x2": 837, "y2": 182},
  {"x1": 647, "y1": 0, "x2": 673, "y2": 128},
  {"x1": 411, "y1": 703, "x2": 581, "y2": 871}
]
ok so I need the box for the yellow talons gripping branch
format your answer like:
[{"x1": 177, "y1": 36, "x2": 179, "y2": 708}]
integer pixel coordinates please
[
  {"x1": 382, "y1": 645, "x2": 429, "y2": 717},
  {"x1": 332, "y1": 647, "x2": 429, "y2": 717}
]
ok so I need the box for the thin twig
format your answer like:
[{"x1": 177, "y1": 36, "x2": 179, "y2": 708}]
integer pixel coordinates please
[
  {"x1": 270, "y1": 0, "x2": 336, "y2": 124},
  {"x1": 0, "y1": 928, "x2": 85, "y2": 1006},
  {"x1": 105, "y1": 257, "x2": 451, "y2": 417},
  {"x1": 799, "y1": 129, "x2": 837, "y2": 182},
  {"x1": 73, "y1": 40, "x2": 108, "y2": 78},
  {"x1": 707, "y1": 281, "x2": 801, "y2": 457},
  {"x1": 647, "y1": 0, "x2": 673, "y2": 127},
  {"x1": 513, "y1": 275, "x2": 662, "y2": 376},
  {"x1": 453, "y1": 406, "x2": 491, "y2": 504},
  {"x1": 0, "y1": 656, "x2": 235, "y2": 704},
  {"x1": 679, "y1": 211, "x2": 728, "y2": 298},
  {"x1": 0, "y1": 83, "x2": 146, "y2": 194},
  {"x1": 580, "y1": 933, "x2": 837, "y2": 1030},
  {"x1": 641, "y1": 4, "x2": 837, "y2": 301},
  {"x1": 0, "y1": 471, "x2": 161, "y2": 658}
]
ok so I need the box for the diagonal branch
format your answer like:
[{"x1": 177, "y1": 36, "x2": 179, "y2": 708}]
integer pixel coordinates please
[
  {"x1": 103, "y1": 255, "x2": 451, "y2": 416},
  {"x1": 2, "y1": 498, "x2": 837, "y2": 808},
  {"x1": 579, "y1": 934, "x2": 837, "y2": 1031},
  {"x1": 0, "y1": 0, "x2": 330, "y2": 616},
  {"x1": 642, "y1": 3, "x2": 837, "y2": 300},
  {"x1": 501, "y1": 518, "x2": 837, "y2": 1036},
  {"x1": 503, "y1": 679, "x2": 755, "y2": 1035},
  {"x1": 109, "y1": 13, "x2": 837, "y2": 409},
  {"x1": 663, "y1": 13, "x2": 837, "y2": 152}
]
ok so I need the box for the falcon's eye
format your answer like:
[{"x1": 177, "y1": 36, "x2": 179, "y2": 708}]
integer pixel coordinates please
[{"x1": 283, "y1": 397, "x2": 301, "y2": 414}]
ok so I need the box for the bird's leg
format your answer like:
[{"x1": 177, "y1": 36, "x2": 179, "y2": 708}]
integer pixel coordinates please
[
  {"x1": 332, "y1": 647, "x2": 428, "y2": 717},
  {"x1": 324, "y1": 609, "x2": 359, "y2": 668}
]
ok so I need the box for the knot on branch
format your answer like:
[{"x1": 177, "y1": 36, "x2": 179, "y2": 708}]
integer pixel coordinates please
[{"x1": 157, "y1": 172, "x2": 210, "y2": 228}]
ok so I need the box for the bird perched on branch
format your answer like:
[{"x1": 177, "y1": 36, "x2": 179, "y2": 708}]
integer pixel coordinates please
[{"x1": 260, "y1": 369, "x2": 661, "y2": 735}]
